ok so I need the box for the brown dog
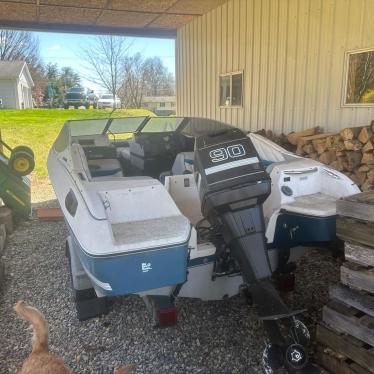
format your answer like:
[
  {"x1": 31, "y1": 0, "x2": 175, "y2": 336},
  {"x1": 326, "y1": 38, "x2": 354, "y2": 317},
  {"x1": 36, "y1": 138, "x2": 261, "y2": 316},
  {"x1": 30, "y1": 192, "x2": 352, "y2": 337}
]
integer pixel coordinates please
[
  {"x1": 14, "y1": 300, "x2": 70, "y2": 373},
  {"x1": 14, "y1": 301, "x2": 135, "y2": 374},
  {"x1": 14, "y1": 301, "x2": 136, "y2": 374}
]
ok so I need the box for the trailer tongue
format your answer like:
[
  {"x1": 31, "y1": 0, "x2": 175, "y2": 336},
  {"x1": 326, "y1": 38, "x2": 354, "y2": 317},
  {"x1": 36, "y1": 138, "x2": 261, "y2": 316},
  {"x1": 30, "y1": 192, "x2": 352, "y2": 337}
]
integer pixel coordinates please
[{"x1": 194, "y1": 127, "x2": 316, "y2": 373}]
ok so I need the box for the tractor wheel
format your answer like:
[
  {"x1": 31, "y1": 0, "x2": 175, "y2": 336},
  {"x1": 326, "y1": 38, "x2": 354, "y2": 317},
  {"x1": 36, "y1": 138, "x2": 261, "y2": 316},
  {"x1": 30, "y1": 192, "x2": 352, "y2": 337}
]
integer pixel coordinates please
[
  {"x1": 9, "y1": 149, "x2": 35, "y2": 176},
  {"x1": 11, "y1": 145, "x2": 34, "y2": 159}
]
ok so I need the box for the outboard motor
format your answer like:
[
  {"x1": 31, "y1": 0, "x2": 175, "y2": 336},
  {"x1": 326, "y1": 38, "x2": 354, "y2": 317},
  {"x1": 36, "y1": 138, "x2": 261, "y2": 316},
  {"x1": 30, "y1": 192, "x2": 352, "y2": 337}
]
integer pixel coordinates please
[{"x1": 195, "y1": 127, "x2": 317, "y2": 373}]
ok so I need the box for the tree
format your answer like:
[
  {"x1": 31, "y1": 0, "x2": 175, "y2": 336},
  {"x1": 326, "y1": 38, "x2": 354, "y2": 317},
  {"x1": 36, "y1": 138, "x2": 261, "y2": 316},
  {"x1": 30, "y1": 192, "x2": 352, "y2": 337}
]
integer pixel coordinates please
[
  {"x1": 120, "y1": 53, "x2": 147, "y2": 108},
  {"x1": 80, "y1": 36, "x2": 131, "y2": 102},
  {"x1": 143, "y1": 57, "x2": 175, "y2": 97},
  {"x1": 346, "y1": 51, "x2": 374, "y2": 103},
  {"x1": 60, "y1": 66, "x2": 81, "y2": 92},
  {"x1": 119, "y1": 55, "x2": 175, "y2": 108},
  {"x1": 44, "y1": 63, "x2": 81, "y2": 107},
  {"x1": 0, "y1": 29, "x2": 45, "y2": 105}
]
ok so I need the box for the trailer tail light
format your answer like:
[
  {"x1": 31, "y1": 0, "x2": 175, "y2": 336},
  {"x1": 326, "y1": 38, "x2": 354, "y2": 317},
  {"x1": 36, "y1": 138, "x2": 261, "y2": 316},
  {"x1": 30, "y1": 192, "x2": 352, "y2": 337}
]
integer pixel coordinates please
[{"x1": 157, "y1": 307, "x2": 178, "y2": 327}]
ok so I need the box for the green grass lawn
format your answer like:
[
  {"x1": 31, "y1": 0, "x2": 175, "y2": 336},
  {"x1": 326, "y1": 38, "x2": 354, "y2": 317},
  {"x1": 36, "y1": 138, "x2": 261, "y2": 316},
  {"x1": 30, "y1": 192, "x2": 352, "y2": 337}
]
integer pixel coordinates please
[{"x1": 0, "y1": 108, "x2": 153, "y2": 178}]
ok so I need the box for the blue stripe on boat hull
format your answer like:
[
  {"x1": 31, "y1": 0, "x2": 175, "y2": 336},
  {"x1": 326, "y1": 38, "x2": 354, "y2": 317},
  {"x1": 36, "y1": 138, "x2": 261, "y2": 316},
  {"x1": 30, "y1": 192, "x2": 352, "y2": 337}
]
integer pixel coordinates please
[
  {"x1": 70, "y1": 233, "x2": 189, "y2": 297},
  {"x1": 268, "y1": 212, "x2": 336, "y2": 249}
]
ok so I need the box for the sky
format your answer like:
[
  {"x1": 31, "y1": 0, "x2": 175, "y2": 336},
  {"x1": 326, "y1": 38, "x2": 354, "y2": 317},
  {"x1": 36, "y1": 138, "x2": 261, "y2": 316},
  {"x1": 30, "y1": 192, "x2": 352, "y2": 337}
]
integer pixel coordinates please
[{"x1": 35, "y1": 31, "x2": 175, "y2": 93}]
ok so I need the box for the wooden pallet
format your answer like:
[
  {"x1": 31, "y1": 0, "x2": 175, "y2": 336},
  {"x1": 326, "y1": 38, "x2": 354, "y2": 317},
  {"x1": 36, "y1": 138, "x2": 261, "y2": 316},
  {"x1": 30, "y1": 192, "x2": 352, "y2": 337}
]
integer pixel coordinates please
[
  {"x1": 316, "y1": 323, "x2": 374, "y2": 373},
  {"x1": 336, "y1": 191, "x2": 374, "y2": 223},
  {"x1": 345, "y1": 241, "x2": 374, "y2": 267},
  {"x1": 329, "y1": 283, "x2": 374, "y2": 318},
  {"x1": 336, "y1": 216, "x2": 374, "y2": 248},
  {"x1": 340, "y1": 263, "x2": 374, "y2": 294},
  {"x1": 322, "y1": 299, "x2": 374, "y2": 347},
  {"x1": 316, "y1": 345, "x2": 371, "y2": 374}
]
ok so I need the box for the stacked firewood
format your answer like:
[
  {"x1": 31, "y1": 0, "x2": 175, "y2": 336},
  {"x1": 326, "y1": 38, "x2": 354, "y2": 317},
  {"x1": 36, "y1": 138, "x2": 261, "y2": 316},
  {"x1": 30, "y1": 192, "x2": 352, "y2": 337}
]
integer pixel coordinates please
[{"x1": 257, "y1": 120, "x2": 374, "y2": 191}]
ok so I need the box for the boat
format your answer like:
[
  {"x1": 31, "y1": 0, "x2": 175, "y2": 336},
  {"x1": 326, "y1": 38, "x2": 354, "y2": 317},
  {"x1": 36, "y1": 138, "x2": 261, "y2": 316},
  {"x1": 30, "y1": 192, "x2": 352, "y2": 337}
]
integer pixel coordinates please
[
  {"x1": 48, "y1": 116, "x2": 356, "y2": 373},
  {"x1": 248, "y1": 133, "x2": 359, "y2": 270}
]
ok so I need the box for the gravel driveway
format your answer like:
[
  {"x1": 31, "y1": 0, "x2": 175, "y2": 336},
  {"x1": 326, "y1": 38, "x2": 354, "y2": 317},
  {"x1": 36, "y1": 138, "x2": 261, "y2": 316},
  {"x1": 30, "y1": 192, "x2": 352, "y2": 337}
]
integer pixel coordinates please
[{"x1": 0, "y1": 209, "x2": 340, "y2": 373}]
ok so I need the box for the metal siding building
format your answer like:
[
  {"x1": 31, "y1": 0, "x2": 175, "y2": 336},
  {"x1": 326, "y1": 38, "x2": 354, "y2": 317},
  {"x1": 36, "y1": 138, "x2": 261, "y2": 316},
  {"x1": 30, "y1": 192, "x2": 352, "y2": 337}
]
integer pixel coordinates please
[{"x1": 176, "y1": 0, "x2": 374, "y2": 133}]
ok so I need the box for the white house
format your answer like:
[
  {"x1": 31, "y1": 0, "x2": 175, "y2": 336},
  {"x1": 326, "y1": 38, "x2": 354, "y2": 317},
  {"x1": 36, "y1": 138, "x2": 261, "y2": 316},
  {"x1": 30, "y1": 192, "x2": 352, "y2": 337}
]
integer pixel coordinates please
[
  {"x1": 0, "y1": 61, "x2": 34, "y2": 109},
  {"x1": 142, "y1": 96, "x2": 176, "y2": 116}
]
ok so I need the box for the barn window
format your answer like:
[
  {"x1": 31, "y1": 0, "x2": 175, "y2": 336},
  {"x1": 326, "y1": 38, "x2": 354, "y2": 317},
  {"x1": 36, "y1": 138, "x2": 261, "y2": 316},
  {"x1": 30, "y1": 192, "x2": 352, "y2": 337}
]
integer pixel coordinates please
[
  {"x1": 219, "y1": 72, "x2": 243, "y2": 107},
  {"x1": 344, "y1": 48, "x2": 374, "y2": 105}
]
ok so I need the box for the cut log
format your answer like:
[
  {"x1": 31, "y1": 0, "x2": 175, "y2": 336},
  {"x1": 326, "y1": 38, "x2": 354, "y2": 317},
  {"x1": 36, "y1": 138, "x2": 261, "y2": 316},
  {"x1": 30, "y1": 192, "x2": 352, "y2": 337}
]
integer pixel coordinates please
[
  {"x1": 302, "y1": 143, "x2": 315, "y2": 154},
  {"x1": 362, "y1": 140, "x2": 374, "y2": 153},
  {"x1": 354, "y1": 170, "x2": 367, "y2": 186},
  {"x1": 337, "y1": 156, "x2": 349, "y2": 171},
  {"x1": 367, "y1": 169, "x2": 374, "y2": 182},
  {"x1": 287, "y1": 127, "x2": 319, "y2": 145},
  {"x1": 330, "y1": 160, "x2": 344, "y2": 172},
  {"x1": 296, "y1": 142, "x2": 305, "y2": 156},
  {"x1": 319, "y1": 150, "x2": 337, "y2": 164},
  {"x1": 308, "y1": 152, "x2": 318, "y2": 160},
  {"x1": 346, "y1": 151, "x2": 362, "y2": 171},
  {"x1": 265, "y1": 129, "x2": 274, "y2": 141},
  {"x1": 362, "y1": 180, "x2": 374, "y2": 192},
  {"x1": 313, "y1": 138, "x2": 328, "y2": 154},
  {"x1": 297, "y1": 132, "x2": 337, "y2": 146},
  {"x1": 361, "y1": 152, "x2": 374, "y2": 165},
  {"x1": 358, "y1": 165, "x2": 371, "y2": 173},
  {"x1": 344, "y1": 140, "x2": 363, "y2": 151},
  {"x1": 340, "y1": 127, "x2": 362, "y2": 141},
  {"x1": 358, "y1": 127, "x2": 373, "y2": 144},
  {"x1": 349, "y1": 173, "x2": 360, "y2": 185}
]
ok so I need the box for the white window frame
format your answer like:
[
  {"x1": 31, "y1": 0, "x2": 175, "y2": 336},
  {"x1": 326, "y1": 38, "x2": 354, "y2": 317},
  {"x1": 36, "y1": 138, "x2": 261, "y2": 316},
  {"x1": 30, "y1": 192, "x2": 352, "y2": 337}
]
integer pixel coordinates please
[
  {"x1": 219, "y1": 70, "x2": 244, "y2": 108},
  {"x1": 342, "y1": 46, "x2": 374, "y2": 107}
]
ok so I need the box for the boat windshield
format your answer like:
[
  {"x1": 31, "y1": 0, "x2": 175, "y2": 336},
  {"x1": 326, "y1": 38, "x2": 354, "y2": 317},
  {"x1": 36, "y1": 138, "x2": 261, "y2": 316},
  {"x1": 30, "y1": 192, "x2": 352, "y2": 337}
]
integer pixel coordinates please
[
  {"x1": 180, "y1": 117, "x2": 235, "y2": 137},
  {"x1": 139, "y1": 117, "x2": 185, "y2": 133},
  {"x1": 67, "y1": 116, "x2": 238, "y2": 138},
  {"x1": 68, "y1": 117, "x2": 147, "y2": 137}
]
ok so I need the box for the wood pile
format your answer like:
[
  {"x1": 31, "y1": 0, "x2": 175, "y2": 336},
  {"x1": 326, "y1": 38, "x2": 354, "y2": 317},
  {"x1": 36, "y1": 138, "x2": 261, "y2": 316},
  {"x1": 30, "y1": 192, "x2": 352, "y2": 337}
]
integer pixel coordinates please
[
  {"x1": 257, "y1": 120, "x2": 374, "y2": 191},
  {"x1": 315, "y1": 191, "x2": 374, "y2": 374}
]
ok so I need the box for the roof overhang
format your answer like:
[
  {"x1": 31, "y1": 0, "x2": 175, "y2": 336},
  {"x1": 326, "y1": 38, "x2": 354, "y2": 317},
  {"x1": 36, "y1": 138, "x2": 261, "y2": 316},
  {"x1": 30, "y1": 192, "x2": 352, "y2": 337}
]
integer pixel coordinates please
[{"x1": 0, "y1": 0, "x2": 228, "y2": 39}]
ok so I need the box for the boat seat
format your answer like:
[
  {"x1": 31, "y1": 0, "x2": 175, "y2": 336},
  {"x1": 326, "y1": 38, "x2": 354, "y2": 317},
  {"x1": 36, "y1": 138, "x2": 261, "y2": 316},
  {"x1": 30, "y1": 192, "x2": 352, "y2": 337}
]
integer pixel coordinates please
[
  {"x1": 281, "y1": 192, "x2": 337, "y2": 217},
  {"x1": 88, "y1": 159, "x2": 123, "y2": 178},
  {"x1": 171, "y1": 152, "x2": 195, "y2": 175}
]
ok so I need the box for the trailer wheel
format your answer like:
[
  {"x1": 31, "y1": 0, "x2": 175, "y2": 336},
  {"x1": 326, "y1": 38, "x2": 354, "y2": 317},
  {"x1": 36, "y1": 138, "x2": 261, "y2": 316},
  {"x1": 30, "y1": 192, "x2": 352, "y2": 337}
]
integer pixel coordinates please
[{"x1": 9, "y1": 149, "x2": 35, "y2": 176}]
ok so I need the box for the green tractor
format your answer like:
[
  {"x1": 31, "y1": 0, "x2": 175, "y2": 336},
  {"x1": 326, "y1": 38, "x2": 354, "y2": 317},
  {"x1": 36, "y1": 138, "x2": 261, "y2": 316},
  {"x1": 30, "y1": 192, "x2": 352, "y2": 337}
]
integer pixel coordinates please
[{"x1": 0, "y1": 139, "x2": 34, "y2": 218}]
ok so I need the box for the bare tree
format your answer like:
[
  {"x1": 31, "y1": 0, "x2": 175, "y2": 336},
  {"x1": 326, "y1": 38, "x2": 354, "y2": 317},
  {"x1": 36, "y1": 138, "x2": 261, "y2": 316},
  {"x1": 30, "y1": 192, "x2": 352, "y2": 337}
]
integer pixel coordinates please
[
  {"x1": 119, "y1": 54, "x2": 175, "y2": 108},
  {"x1": 0, "y1": 30, "x2": 41, "y2": 66},
  {"x1": 0, "y1": 29, "x2": 45, "y2": 104},
  {"x1": 120, "y1": 53, "x2": 147, "y2": 108},
  {"x1": 80, "y1": 36, "x2": 131, "y2": 102}
]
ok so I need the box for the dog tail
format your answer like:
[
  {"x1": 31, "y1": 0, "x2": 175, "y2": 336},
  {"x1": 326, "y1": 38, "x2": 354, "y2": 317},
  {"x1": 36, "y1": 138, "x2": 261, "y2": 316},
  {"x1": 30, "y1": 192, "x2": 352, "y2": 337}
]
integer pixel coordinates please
[
  {"x1": 14, "y1": 300, "x2": 49, "y2": 354},
  {"x1": 115, "y1": 364, "x2": 136, "y2": 374}
]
